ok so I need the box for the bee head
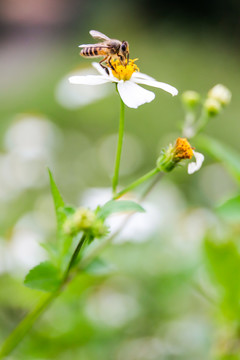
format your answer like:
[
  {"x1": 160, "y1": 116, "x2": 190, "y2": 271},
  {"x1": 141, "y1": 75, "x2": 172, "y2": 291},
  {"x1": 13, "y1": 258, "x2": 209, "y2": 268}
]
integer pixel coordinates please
[{"x1": 119, "y1": 41, "x2": 129, "y2": 65}]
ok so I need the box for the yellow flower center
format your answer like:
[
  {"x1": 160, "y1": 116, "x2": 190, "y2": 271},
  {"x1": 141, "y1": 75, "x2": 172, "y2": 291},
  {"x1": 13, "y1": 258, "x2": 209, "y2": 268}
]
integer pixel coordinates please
[
  {"x1": 174, "y1": 138, "x2": 194, "y2": 160},
  {"x1": 110, "y1": 58, "x2": 139, "y2": 81}
]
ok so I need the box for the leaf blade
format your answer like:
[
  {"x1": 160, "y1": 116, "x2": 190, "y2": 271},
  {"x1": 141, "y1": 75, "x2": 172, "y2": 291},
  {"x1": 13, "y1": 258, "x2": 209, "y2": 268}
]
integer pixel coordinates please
[
  {"x1": 197, "y1": 135, "x2": 240, "y2": 183},
  {"x1": 97, "y1": 200, "x2": 145, "y2": 220},
  {"x1": 48, "y1": 169, "x2": 65, "y2": 234},
  {"x1": 24, "y1": 261, "x2": 62, "y2": 292}
]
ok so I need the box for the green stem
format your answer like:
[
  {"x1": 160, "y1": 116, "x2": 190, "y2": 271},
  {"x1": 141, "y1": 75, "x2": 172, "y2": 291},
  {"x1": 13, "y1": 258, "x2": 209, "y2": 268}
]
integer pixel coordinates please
[
  {"x1": 0, "y1": 234, "x2": 87, "y2": 359},
  {"x1": 182, "y1": 110, "x2": 196, "y2": 137},
  {"x1": 194, "y1": 109, "x2": 209, "y2": 135},
  {"x1": 113, "y1": 167, "x2": 159, "y2": 200},
  {"x1": 64, "y1": 234, "x2": 87, "y2": 278},
  {"x1": 112, "y1": 98, "x2": 125, "y2": 196},
  {"x1": 0, "y1": 291, "x2": 59, "y2": 359}
]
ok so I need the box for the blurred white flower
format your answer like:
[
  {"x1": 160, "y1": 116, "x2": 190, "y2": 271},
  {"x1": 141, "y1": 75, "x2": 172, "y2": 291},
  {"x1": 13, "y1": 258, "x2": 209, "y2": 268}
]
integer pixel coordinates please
[
  {"x1": 69, "y1": 61, "x2": 178, "y2": 109},
  {"x1": 0, "y1": 114, "x2": 61, "y2": 201},
  {"x1": 80, "y1": 182, "x2": 186, "y2": 244},
  {"x1": 117, "y1": 337, "x2": 179, "y2": 360},
  {"x1": 4, "y1": 114, "x2": 60, "y2": 160},
  {"x1": 56, "y1": 67, "x2": 111, "y2": 109},
  {"x1": 80, "y1": 187, "x2": 162, "y2": 243},
  {"x1": 0, "y1": 213, "x2": 46, "y2": 275},
  {"x1": 85, "y1": 287, "x2": 139, "y2": 328}
]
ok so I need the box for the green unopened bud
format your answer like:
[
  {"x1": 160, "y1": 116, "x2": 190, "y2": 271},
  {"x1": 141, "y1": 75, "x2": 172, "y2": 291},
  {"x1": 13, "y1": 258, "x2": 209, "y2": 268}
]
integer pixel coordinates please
[
  {"x1": 204, "y1": 98, "x2": 221, "y2": 117},
  {"x1": 63, "y1": 207, "x2": 109, "y2": 238},
  {"x1": 157, "y1": 138, "x2": 194, "y2": 172},
  {"x1": 63, "y1": 207, "x2": 96, "y2": 235},
  {"x1": 182, "y1": 91, "x2": 201, "y2": 109},
  {"x1": 91, "y1": 219, "x2": 109, "y2": 238},
  {"x1": 73, "y1": 208, "x2": 96, "y2": 230},
  {"x1": 208, "y1": 84, "x2": 231, "y2": 106},
  {"x1": 63, "y1": 217, "x2": 76, "y2": 235}
]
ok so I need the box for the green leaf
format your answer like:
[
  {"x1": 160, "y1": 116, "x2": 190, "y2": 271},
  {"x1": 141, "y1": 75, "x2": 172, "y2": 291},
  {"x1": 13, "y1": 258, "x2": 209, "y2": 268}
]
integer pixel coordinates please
[
  {"x1": 48, "y1": 169, "x2": 72, "y2": 271},
  {"x1": 48, "y1": 169, "x2": 65, "y2": 234},
  {"x1": 197, "y1": 135, "x2": 240, "y2": 183},
  {"x1": 40, "y1": 242, "x2": 59, "y2": 264},
  {"x1": 97, "y1": 200, "x2": 145, "y2": 220},
  {"x1": 85, "y1": 258, "x2": 116, "y2": 276},
  {"x1": 61, "y1": 206, "x2": 76, "y2": 216},
  {"x1": 24, "y1": 261, "x2": 62, "y2": 292},
  {"x1": 217, "y1": 194, "x2": 240, "y2": 223},
  {"x1": 204, "y1": 237, "x2": 240, "y2": 319}
]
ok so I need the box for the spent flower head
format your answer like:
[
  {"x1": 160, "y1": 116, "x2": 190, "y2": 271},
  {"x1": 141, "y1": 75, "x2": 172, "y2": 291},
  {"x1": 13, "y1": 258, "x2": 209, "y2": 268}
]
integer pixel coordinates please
[
  {"x1": 157, "y1": 137, "x2": 204, "y2": 174},
  {"x1": 69, "y1": 59, "x2": 178, "y2": 109}
]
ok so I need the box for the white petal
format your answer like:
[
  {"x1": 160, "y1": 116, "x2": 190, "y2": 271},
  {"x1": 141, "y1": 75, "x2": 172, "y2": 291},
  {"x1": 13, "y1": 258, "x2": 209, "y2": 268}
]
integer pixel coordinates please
[
  {"x1": 92, "y1": 62, "x2": 108, "y2": 76},
  {"x1": 69, "y1": 75, "x2": 111, "y2": 85},
  {"x1": 117, "y1": 81, "x2": 155, "y2": 109},
  {"x1": 132, "y1": 78, "x2": 178, "y2": 96},
  {"x1": 188, "y1": 151, "x2": 204, "y2": 174},
  {"x1": 91, "y1": 62, "x2": 119, "y2": 82},
  {"x1": 131, "y1": 72, "x2": 156, "y2": 81}
]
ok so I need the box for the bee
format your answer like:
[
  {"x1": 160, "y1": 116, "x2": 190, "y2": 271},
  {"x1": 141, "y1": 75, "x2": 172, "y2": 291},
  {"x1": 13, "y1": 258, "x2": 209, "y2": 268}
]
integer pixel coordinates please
[{"x1": 79, "y1": 30, "x2": 129, "y2": 74}]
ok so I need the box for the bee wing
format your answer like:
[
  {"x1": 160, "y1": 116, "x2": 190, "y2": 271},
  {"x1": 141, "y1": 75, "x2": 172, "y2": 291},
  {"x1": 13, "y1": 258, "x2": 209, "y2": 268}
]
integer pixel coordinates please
[
  {"x1": 89, "y1": 30, "x2": 110, "y2": 41},
  {"x1": 78, "y1": 43, "x2": 111, "y2": 48},
  {"x1": 78, "y1": 44, "x2": 95, "y2": 48}
]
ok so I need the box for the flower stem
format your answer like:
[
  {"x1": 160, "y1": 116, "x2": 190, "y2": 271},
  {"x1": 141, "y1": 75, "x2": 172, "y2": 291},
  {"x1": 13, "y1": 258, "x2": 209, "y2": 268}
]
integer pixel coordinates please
[
  {"x1": 113, "y1": 167, "x2": 159, "y2": 199},
  {"x1": 0, "y1": 291, "x2": 59, "y2": 359},
  {"x1": 112, "y1": 98, "x2": 125, "y2": 196},
  {"x1": 0, "y1": 234, "x2": 87, "y2": 359},
  {"x1": 194, "y1": 109, "x2": 209, "y2": 135},
  {"x1": 64, "y1": 234, "x2": 87, "y2": 278}
]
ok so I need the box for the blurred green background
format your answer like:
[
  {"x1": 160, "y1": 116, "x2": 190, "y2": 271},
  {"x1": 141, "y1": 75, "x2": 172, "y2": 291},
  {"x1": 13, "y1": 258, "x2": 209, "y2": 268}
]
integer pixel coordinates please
[{"x1": 1, "y1": 0, "x2": 240, "y2": 359}]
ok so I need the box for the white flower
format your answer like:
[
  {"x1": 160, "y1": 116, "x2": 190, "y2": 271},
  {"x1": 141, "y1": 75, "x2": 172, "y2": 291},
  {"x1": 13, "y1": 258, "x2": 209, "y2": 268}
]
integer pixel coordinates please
[
  {"x1": 69, "y1": 61, "x2": 178, "y2": 109},
  {"x1": 188, "y1": 150, "x2": 204, "y2": 174}
]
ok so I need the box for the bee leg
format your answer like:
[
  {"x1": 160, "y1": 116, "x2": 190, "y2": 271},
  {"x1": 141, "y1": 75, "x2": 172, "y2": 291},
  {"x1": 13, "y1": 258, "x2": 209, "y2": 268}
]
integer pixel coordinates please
[
  {"x1": 99, "y1": 57, "x2": 109, "y2": 75},
  {"x1": 108, "y1": 58, "x2": 115, "y2": 71}
]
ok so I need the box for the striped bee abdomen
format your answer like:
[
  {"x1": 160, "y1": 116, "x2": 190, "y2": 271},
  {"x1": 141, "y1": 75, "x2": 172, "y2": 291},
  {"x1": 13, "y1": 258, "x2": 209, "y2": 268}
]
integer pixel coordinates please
[{"x1": 80, "y1": 47, "x2": 107, "y2": 57}]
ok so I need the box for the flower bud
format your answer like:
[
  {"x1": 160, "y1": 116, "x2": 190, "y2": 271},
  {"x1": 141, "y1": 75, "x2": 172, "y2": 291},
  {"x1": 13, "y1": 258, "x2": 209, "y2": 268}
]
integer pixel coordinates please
[
  {"x1": 63, "y1": 207, "x2": 108, "y2": 238},
  {"x1": 73, "y1": 208, "x2": 96, "y2": 230},
  {"x1": 208, "y1": 84, "x2": 231, "y2": 106},
  {"x1": 182, "y1": 91, "x2": 201, "y2": 109},
  {"x1": 204, "y1": 98, "x2": 221, "y2": 117},
  {"x1": 157, "y1": 138, "x2": 194, "y2": 172},
  {"x1": 91, "y1": 219, "x2": 109, "y2": 238}
]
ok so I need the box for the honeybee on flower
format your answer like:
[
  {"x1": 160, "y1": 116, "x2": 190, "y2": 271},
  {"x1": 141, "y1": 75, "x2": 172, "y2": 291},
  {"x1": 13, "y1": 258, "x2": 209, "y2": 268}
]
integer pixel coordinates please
[
  {"x1": 69, "y1": 30, "x2": 178, "y2": 109},
  {"x1": 79, "y1": 30, "x2": 130, "y2": 74}
]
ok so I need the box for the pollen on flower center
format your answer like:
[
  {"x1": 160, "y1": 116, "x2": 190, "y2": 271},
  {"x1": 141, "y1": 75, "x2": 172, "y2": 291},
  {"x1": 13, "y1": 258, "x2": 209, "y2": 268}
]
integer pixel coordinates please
[
  {"x1": 174, "y1": 138, "x2": 194, "y2": 160},
  {"x1": 110, "y1": 58, "x2": 139, "y2": 81}
]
